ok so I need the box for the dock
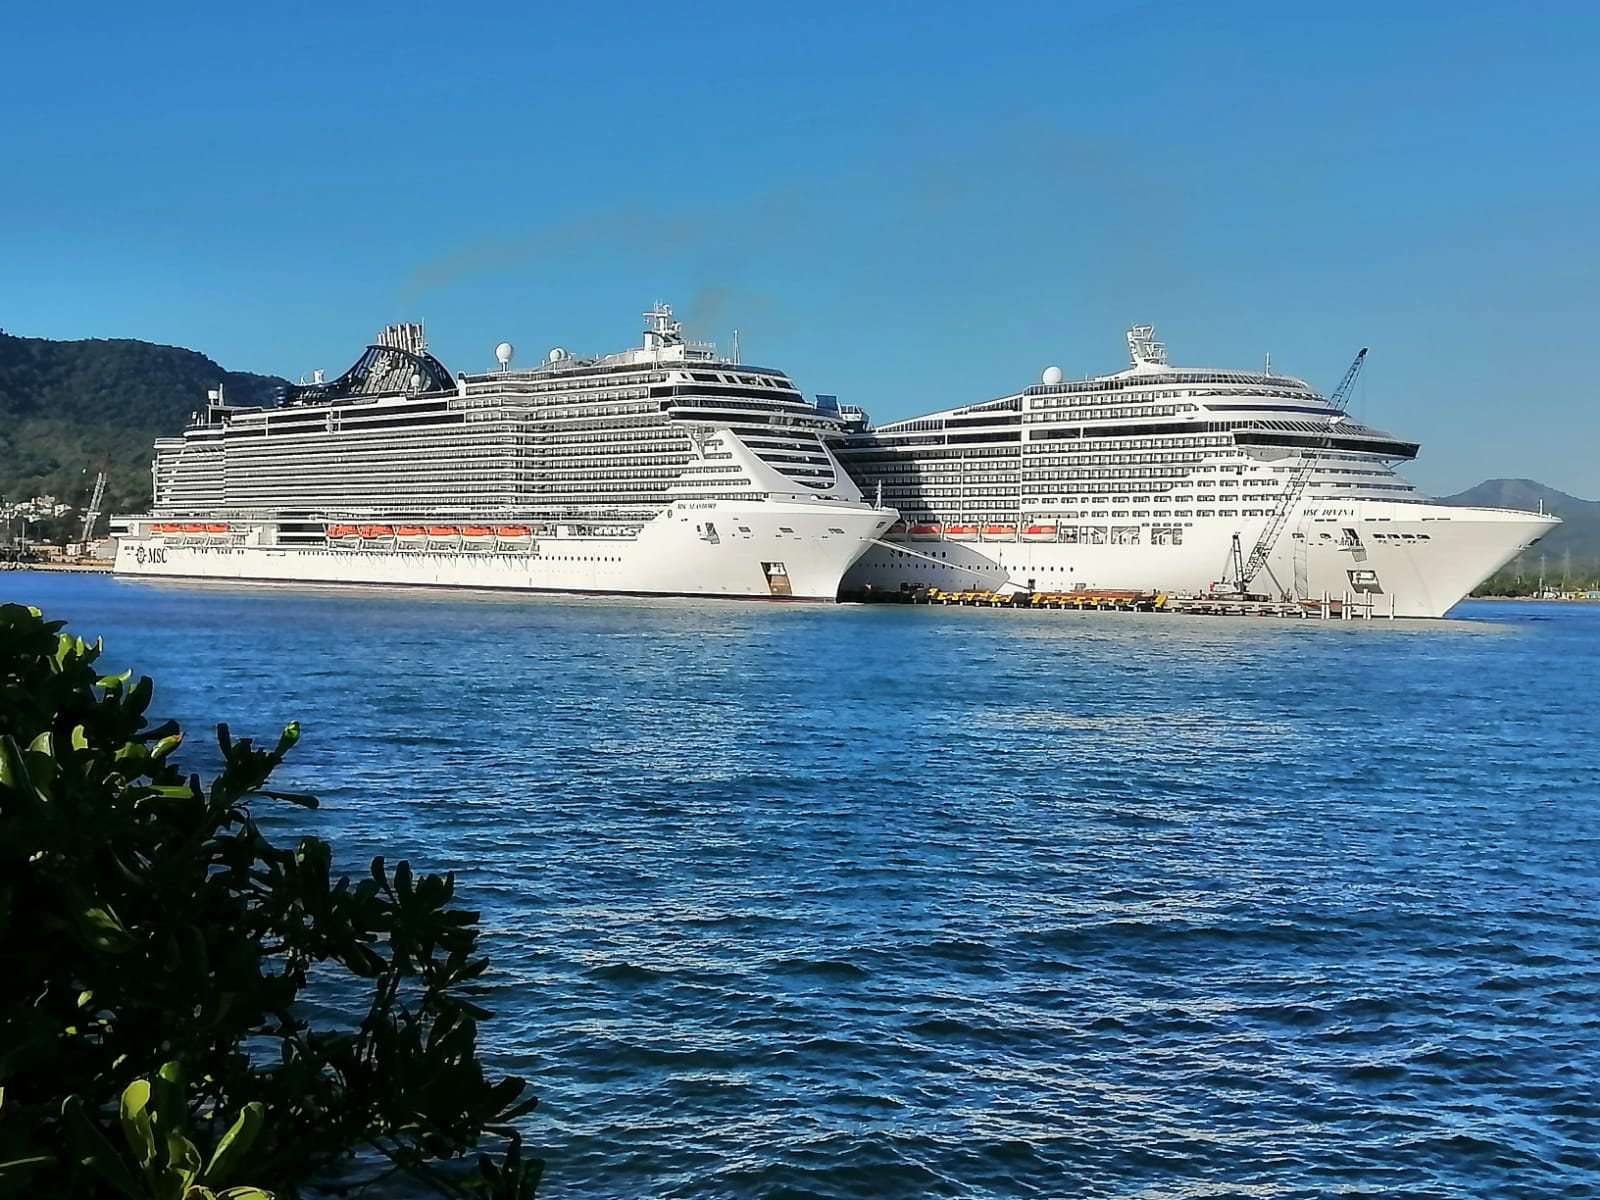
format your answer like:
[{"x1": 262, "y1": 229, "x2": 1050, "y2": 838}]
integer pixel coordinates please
[
  {"x1": 840, "y1": 585, "x2": 1398, "y2": 620},
  {"x1": 0, "y1": 559, "x2": 114, "y2": 574}
]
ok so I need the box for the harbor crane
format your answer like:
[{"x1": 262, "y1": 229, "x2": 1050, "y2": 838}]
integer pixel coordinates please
[
  {"x1": 1221, "y1": 346, "x2": 1368, "y2": 596},
  {"x1": 76, "y1": 467, "x2": 108, "y2": 552}
]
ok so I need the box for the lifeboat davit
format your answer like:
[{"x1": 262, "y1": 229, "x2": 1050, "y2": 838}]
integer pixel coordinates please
[
  {"x1": 944, "y1": 525, "x2": 980, "y2": 542},
  {"x1": 981, "y1": 525, "x2": 1016, "y2": 542},
  {"x1": 883, "y1": 522, "x2": 909, "y2": 541},
  {"x1": 1022, "y1": 524, "x2": 1060, "y2": 542},
  {"x1": 908, "y1": 523, "x2": 942, "y2": 541}
]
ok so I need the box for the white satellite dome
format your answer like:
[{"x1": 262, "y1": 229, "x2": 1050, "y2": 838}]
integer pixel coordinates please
[
  {"x1": 494, "y1": 342, "x2": 515, "y2": 366},
  {"x1": 1041, "y1": 365, "x2": 1064, "y2": 385},
  {"x1": 548, "y1": 347, "x2": 567, "y2": 363}
]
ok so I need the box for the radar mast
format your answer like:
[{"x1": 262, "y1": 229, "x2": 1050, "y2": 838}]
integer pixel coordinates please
[{"x1": 1126, "y1": 325, "x2": 1168, "y2": 368}]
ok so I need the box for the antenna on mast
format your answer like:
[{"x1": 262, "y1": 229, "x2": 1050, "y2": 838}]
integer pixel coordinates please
[
  {"x1": 733, "y1": 328, "x2": 740, "y2": 365},
  {"x1": 1126, "y1": 325, "x2": 1167, "y2": 368}
]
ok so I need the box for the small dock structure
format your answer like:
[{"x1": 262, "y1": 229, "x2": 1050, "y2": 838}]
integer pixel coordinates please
[{"x1": 842, "y1": 585, "x2": 1398, "y2": 620}]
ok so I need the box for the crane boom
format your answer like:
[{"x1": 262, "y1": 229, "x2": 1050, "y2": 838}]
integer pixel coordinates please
[
  {"x1": 78, "y1": 469, "x2": 107, "y2": 549},
  {"x1": 1229, "y1": 347, "x2": 1368, "y2": 594},
  {"x1": 1325, "y1": 346, "x2": 1369, "y2": 415}
]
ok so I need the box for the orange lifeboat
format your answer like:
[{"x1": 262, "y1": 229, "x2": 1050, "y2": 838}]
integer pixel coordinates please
[
  {"x1": 497, "y1": 525, "x2": 532, "y2": 538},
  {"x1": 981, "y1": 525, "x2": 1016, "y2": 541},
  {"x1": 428, "y1": 525, "x2": 460, "y2": 538},
  {"x1": 396, "y1": 525, "x2": 426, "y2": 537},
  {"x1": 1022, "y1": 524, "x2": 1060, "y2": 542},
  {"x1": 462, "y1": 525, "x2": 496, "y2": 549},
  {"x1": 945, "y1": 524, "x2": 980, "y2": 542},
  {"x1": 395, "y1": 524, "x2": 428, "y2": 548},
  {"x1": 182, "y1": 523, "x2": 206, "y2": 534},
  {"x1": 206, "y1": 522, "x2": 231, "y2": 533},
  {"x1": 327, "y1": 524, "x2": 359, "y2": 538},
  {"x1": 358, "y1": 525, "x2": 395, "y2": 539},
  {"x1": 908, "y1": 523, "x2": 942, "y2": 541}
]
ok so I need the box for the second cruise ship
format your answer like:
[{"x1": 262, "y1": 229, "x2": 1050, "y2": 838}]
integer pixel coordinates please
[
  {"x1": 111, "y1": 305, "x2": 897, "y2": 600},
  {"x1": 832, "y1": 326, "x2": 1556, "y2": 617}
]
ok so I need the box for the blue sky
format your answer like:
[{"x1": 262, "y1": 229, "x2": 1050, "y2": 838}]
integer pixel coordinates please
[{"x1": 4, "y1": 0, "x2": 1597, "y2": 497}]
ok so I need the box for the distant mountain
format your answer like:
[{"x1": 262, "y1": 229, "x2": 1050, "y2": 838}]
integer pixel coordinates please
[
  {"x1": 1439, "y1": 478, "x2": 1600, "y2": 585},
  {"x1": 0, "y1": 332, "x2": 287, "y2": 530}
]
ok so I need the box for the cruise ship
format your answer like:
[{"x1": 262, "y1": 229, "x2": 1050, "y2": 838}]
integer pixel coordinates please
[
  {"x1": 833, "y1": 326, "x2": 1556, "y2": 617},
  {"x1": 111, "y1": 305, "x2": 897, "y2": 600}
]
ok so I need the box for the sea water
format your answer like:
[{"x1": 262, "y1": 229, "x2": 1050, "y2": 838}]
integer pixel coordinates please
[{"x1": 7, "y1": 573, "x2": 1599, "y2": 1199}]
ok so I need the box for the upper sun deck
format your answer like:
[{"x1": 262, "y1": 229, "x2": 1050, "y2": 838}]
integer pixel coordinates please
[
  {"x1": 1023, "y1": 326, "x2": 1319, "y2": 398},
  {"x1": 1025, "y1": 368, "x2": 1318, "y2": 396},
  {"x1": 463, "y1": 303, "x2": 782, "y2": 386},
  {"x1": 860, "y1": 325, "x2": 1336, "y2": 436}
]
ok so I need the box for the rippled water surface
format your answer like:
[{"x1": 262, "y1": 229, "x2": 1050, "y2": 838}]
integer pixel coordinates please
[{"x1": 9, "y1": 574, "x2": 1600, "y2": 1199}]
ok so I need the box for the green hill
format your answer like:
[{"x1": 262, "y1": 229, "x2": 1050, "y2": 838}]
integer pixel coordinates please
[
  {"x1": 1439, "y1": 478, "x2": 1600, "y2": 591},
  {"x1": 0, "y1": 332, "x2": 286, "y2": 535}
]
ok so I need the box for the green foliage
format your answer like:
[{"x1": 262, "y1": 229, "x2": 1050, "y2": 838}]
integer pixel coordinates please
[
  {"x1": 19, "y1": 1061, "x2": 271, "y2": 1200},
  {"x1": 0, "y1": 604, "x2": 541, "y2": 1198},
  {"x1": 0, "y1": 332, "x2": 288, "y2": 529}
]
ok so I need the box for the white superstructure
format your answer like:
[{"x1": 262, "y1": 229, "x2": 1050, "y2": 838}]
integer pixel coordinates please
[
  {"x1": 111, "y1": 306, "x2": 897, "y2": 600},
  {"x1": 834, "y1": 326, "x2": 1557, "y2": 617}
]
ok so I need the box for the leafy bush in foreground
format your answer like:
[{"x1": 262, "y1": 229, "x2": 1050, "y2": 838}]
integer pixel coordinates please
[{"x1": 0, "y1": 603, "x2": 540, "y2": 1198}]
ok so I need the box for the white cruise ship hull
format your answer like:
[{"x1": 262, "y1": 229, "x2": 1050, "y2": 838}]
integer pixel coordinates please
[
  {"x1": 115, "y1": 501, "x2": 897, "y2": 602},
  {"x1": 844, "y1": 501, "x2": 1557, "y2": 618}
]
